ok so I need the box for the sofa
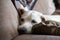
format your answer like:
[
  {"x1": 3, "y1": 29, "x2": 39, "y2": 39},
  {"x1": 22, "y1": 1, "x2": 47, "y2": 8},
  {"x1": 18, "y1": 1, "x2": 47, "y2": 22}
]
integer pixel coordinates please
[{"x1": 0, "y1": 0, "x2": 60, "y2": 40}]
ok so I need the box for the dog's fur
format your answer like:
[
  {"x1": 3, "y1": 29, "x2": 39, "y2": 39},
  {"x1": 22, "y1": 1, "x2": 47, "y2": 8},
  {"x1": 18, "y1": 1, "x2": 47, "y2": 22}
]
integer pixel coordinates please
[{"x1": 14, "y1": 0, "x2": 60, "y2": 34}]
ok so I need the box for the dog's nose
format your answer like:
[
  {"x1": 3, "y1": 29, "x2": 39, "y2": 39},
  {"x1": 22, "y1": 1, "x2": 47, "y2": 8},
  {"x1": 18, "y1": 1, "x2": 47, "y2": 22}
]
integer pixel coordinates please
[{"x1": 18, "y1": 27, "x2": 27, "y2": 34}]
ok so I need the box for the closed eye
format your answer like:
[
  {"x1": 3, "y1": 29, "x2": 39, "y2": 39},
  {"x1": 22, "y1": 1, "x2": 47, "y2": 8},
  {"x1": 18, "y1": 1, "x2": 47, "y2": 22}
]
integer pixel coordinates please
[
  {"x1": 21, "y1": 18, "x2": 24, "y2": 22},
  {"x1": 31, "y1": 20, "x2": 37, "y2": 23}
]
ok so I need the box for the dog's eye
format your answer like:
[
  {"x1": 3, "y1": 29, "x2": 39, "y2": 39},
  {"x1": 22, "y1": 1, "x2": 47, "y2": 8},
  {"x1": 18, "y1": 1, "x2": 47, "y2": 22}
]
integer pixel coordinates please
[
  {"x1": 31, "y1": 20, "x2": 36, "y2": 23},
  {"x1": 21, "y1": 18, "x2": 24, "y2": 22}
]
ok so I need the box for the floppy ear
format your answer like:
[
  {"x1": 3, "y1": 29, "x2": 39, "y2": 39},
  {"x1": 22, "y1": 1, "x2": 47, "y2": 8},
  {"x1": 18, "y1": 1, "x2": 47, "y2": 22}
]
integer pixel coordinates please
[
  {"x1": 17, "y1": 9, "x2": 25, "y2": 15},
  {"x1": 41, "y1": 16, "x2": 46, "y2": 22}
]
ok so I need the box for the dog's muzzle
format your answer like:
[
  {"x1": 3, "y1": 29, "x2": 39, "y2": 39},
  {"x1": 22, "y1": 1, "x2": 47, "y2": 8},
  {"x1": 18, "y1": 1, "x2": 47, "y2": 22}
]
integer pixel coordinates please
[{"x1": 18, "y1": 27, "x2": 27, "y2": 34}]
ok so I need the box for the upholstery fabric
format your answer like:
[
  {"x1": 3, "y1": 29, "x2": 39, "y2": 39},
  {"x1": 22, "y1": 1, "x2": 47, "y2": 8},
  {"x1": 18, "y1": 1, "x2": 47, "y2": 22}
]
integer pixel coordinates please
[
  {"x1": 33, "y1": 0, "x2": 55, "y2": 15},
  {"x1": 13, "y1": 34, "x2": 60, "y2": 40},
  {"x1": 0, "y1": 0, "x2": 19, "y2": 40}
]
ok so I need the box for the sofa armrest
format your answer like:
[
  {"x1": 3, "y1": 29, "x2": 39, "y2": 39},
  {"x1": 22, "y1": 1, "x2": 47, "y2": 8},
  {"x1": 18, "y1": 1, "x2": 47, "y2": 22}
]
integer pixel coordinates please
[{"x1": 0, "y1": 0, "x2": 19, "y2": 40}]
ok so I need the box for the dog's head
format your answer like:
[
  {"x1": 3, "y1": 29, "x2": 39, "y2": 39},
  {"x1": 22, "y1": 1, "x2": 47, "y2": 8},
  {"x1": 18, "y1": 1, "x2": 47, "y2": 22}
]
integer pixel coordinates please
[
  {"x1": 15, "y1": 0, "x2": 46, "y2": 34},
  {"x1": 18, "y1": 10, "x2": 46, "y2": 34}
]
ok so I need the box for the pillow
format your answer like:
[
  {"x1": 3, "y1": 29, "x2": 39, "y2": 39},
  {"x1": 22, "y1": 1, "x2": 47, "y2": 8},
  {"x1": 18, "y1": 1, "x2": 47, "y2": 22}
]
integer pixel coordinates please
[{"x1": 33, "y1": 0, "x2": 55, "y2": 15}]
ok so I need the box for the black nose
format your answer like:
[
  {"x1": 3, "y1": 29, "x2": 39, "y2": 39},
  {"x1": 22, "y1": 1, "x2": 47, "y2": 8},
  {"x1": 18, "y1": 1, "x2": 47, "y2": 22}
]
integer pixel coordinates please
[{"x1": 18, "y1": 27, "x2": 27, "y2": 34}]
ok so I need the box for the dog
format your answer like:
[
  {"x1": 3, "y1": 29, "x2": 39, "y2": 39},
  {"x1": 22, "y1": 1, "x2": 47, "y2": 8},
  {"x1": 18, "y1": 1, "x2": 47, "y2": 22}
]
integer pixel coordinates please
[
  {"x1": 14, "y1": 0, "x2": 60, "y2": 34},
  {"x1": 14, "y1": 0, "x2": 46, "y2": 34}
]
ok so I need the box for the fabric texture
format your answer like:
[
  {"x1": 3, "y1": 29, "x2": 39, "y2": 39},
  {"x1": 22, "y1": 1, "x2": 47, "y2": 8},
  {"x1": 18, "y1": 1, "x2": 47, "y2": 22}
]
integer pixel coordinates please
[
  {"x1": 33, "y1": 0, "x2": 55, "y2": 15},
  {"x1": 0, "y1": 0, "x2": 19, "y2": 40},
  {"x1": 13, "y1": 34, "x2": 60, "y2": 40}
]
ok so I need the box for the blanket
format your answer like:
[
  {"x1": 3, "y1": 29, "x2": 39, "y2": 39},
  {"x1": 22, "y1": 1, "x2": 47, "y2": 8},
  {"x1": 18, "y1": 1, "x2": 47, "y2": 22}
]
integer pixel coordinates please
[{"x1": 32, "y1": 20, "x2": 60, "y2": 36}]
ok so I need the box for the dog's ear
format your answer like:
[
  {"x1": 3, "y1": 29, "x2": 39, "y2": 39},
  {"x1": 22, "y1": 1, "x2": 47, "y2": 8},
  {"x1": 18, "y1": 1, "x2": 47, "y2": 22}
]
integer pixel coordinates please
[
  {"x1": 17, "y1": 9, "x2": 25, "y2": 15},
  {"x1": 41, "y1": 16, "x2": 46, "y2": 22}
]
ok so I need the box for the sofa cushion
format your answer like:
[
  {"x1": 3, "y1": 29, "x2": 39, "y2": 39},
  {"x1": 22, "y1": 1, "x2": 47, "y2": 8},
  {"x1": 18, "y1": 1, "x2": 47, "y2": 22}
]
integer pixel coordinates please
[{"x1": 13, "y1": 34, "x2": 60, "y2": 40}]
